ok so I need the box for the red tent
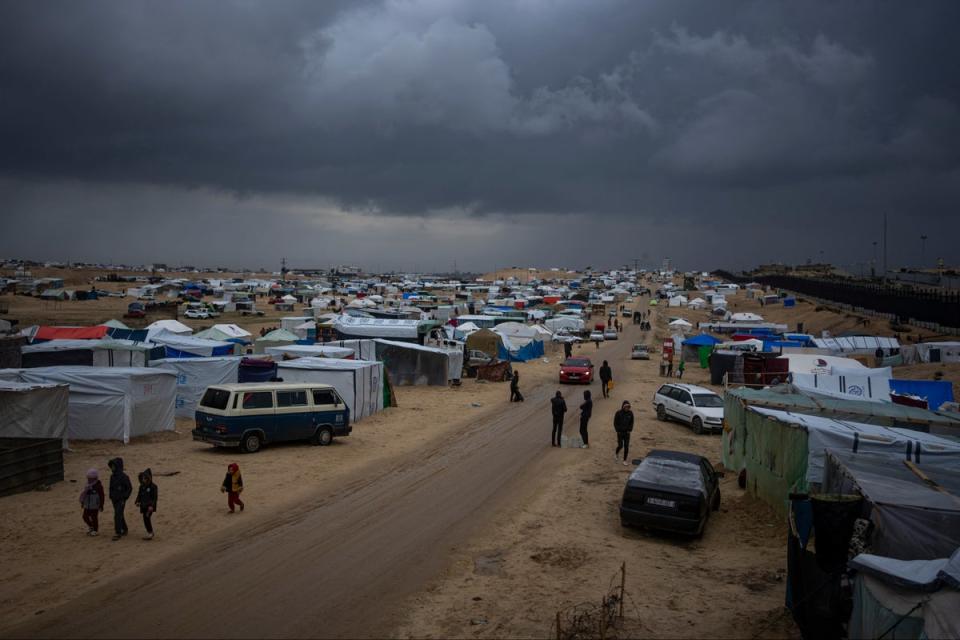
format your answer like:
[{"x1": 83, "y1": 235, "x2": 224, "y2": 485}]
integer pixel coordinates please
[{"x1": 34, "y1": 325, "x2": 111, "y2": 341}]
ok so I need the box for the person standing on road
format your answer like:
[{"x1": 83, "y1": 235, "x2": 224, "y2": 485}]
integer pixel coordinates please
[
  {"x1": 677, "y1": 360, "x2": 685, "y2": 380},
  {"x1": 551, "y1": 391, "x2": 567, "y2": 447},
  {"x1": 579, "y1": 390, "x2": 593, "y2": 448},
  {"x1": 564, "y1": 341, "x2": 573, "y2": 359},
  {"x1": 599, "y1": 360, "x2": 612, "y2": 398},
  {"x1": 135, "y1": 469, "x2": 158, "y2": 540},
  {"x1": 221, "y1": 463, "x2": 245, "y2": 514},
  {"x1": 613, "y1": 401, "x2": 635, "y2": 466},
  {"x1": 107, "y1": 457, "x2": 132, "y2": 541},
  {"x1": 510, "y1": 370, "x2": 523, "y2": 402},
  {"x1": 79, "y1": 468, "x2": 105, "y2": 537}
]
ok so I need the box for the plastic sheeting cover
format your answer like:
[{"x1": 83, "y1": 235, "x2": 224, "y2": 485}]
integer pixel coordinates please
[
  {"x1": 627, "y1": 456, "x2": 705, "y2": 498},
  {"x1": 333, "y1": 315, "x2": 420, "y2": 339},
  {"x1": 0, "y1": 382, "x2": 69, "y2": 442}
]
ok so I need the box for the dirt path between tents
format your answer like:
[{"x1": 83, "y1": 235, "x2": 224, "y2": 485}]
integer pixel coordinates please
[{"x1": 5, "y1": 329, "x2": 636, "y2": 639}]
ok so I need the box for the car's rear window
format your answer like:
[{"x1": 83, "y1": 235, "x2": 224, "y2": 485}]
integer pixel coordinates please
[
  {"x1": 200, "y1": 388, "x2": 231, "y2": 410},
  {"x1": 693, "y1": 394, "x2": 723, "y2": 408},
  {"x1": 564, "y1": 359, "x2": 590, "y2": 367}
]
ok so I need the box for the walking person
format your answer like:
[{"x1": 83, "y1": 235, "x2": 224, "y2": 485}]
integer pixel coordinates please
[
  {"x1": 677, "y1": 360, "x2": 685, "y2": 379},
  {"x1": 135, "y1": 468, "x2": 158, "y2": 540},
  {"x1": 613, "y1": 401, "x2": 634, "y2": 466},
  {"x1": 599, "y1": 360, "x2": 612, "y2": 398},
  {"x1": 107, "y1": 458, "x2": 132, "y2": 541},
  {"x1": 578, "y1": 390, "x2": 592, "y2": 449},
  {"x1": 510, "y1": 370, "x2": 523, "y2": 402},
  {"x1": 79, "y1": 468, "x2": 105, "y2": 536},
  {"x1": 221, "y1": 463, "x2": 245, "y2": 514},
  {"x1": 551, "y1": 391, "x2": 567, "y2": 447}
]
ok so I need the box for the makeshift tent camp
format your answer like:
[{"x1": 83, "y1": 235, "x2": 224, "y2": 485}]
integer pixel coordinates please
[
  {"x1": 149, "y1": 331, "x2": 237, "y2": 358},
  {"x1": 145, "y1": 319, "x2": 192, "y2": 342},
  {"x1": 150, "y1": 356, "x2": 240, "y2": 417},
  {"x1": 253, "y1": 329, "x2": 300, "y2": 354},
  {"x1": 720, "y1": 405, "x2": 960, "y2": 517},
  {"x1": 275, "y1": 358, "x2": 384, "y2": 420},
  {"x1": 264, "y1": 344, "x2": 354, "y2": 360},
  {"x1": 890, "y1": 380, "x2": 955, "y2": 411},
  {"x1": 333, "y1": 315, "x2": 421, "y2": 343},
  {"x1": 847, "y1": 550, "x2": 960, "y2": 640},
  {"x1": 20, "y1": 339, "x2": 161, "y2": 368},
  {"x1": 0, "y1": 381, "x2": 68, "y2": 443},
  {"x1": 374, "y1": 339, "x2": 463, "y2": 385},
  {"x1": 823, "y1": 450, "x2": 960, "y2": 560},
  {"x1": 0, "y1": 367, "x2": 175, "y2": 443}
]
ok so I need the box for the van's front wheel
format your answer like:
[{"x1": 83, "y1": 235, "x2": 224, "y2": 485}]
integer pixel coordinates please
[
  {"x1": 313, "y1": 426, "x2": 334, "y2": 446},
  {"x1": 241, "y1": 432, "x2": 262, "y2": 454}
]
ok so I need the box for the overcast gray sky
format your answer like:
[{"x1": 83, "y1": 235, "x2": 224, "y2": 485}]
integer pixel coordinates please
[{"x1": 1, "y1": 1, "x2": 958, "y2": 273}]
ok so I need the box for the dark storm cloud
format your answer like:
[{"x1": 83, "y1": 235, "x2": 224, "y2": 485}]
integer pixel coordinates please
[{"x1": 1, "y1": 0, "x2": 959, "y2": 270}]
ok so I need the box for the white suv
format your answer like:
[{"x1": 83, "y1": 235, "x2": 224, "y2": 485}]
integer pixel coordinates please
[{"x1": 653, "y1": 383, "x2": 724, "y2": 434}]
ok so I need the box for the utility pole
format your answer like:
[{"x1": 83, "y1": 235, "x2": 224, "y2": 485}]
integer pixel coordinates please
[{"x1": 882, "y1": 213, "x2": 888, "y2": 282}]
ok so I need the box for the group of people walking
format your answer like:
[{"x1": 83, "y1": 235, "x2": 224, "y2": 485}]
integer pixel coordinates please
[
  {"x1": 79, "y1": 460, "x2": 245, "y2": 540},
  {"x1": 547, "y1": 358, "x2": 634, "y2": 464},
  {"x1": 79, "y1": 459, "x2": 158, "y2": 540}
]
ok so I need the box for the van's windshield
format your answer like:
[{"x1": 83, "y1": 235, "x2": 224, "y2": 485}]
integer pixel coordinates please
[{"x1": 200, "y1": 388, "x2": 231, "y2": 410}]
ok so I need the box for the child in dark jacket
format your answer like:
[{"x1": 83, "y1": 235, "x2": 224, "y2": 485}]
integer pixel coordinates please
[
  {"x1": 79, "y1": 468, "x2": 105, "y2": 536},
  {"x1": 107, "y1": 457, "x2": 132, "y2": 541},
  {"x1": 134, "y1": 468, "x2": 158, "y2": 540},
  {"x1": 221, "y1": 463, "x2": 245, "y2": 514}
]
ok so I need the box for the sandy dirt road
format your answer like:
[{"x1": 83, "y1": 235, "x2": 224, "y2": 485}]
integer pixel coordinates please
[{"x1": 9, "y1": 332, "x2": 633, "y2": 639}]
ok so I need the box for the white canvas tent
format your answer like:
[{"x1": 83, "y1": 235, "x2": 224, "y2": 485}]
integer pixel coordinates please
[
  {"x1": 194, "y1": 324, "x2": 252, "y2": 342},
  {"x1": 276, "y1": 358, "x2": 384, "y2": 420},
  {"x1": 792, "y1": 366, "x2": 892, "y2": 402},
  {"x1": 0, "y1": 367, "x2": 175, "y2": 443},
  {"x1": 493, "y1": 322, "x2": 539, "y2": 348},
  {"x1": 545, "y1": 316, "x2": 584, "y2": 333},
  {"x1": 0, "y1": 381, "x2": 69, "y2": 444},
  {"x1": 150, "y1": 356, "x2": 240, "y2": 417},
  {"x1": 730, "y1": 312, "x2": 764, "y2": 323},
  {"x1": 784, "y1": 354, "x2": 868, "y2": 375},
  {"x1": 145, "y1": 319, "x2": 192, "y2": 342}
]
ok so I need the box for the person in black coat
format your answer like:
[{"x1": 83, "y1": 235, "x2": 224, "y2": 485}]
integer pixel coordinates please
[
  {"x1": 107, "y1": 457, "x2": 132, "y2": 541},
  {"x1": 550, "y1": 391, "x2": 567, "y2": 447},
  {"x1": 578, "y1": 390, "x2": 593, "y2": 448},
  {"x1": 613, "y1": 401, "x2": 635, "y2": 465},
  {"x1": 599, "y1": 361, "x2": 612, "y2": 398},
  {"x1": 510, "y1": 370, "x2": 523, "y2": 402},
  {"x1": 135, "y1": 468, "x2": 158, "y2": 540}
]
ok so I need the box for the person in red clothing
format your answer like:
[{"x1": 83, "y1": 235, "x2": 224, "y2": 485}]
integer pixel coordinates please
[
  {"x1": 221, "y1": 463, "x2": 245, "y2": 514},
  {"x1": 79, "y1": 468, "x2": 105, "y2": 536}
]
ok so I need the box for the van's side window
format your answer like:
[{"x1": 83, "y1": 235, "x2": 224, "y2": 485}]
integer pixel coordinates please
[
  {"x1": 313, "y1": 389, "x2": 338, "y2": 405},
  {"x1": 277, "y1": 390, "x2": 308, "y2": 407},
  {"x1": 242, "y1": 391, "x2": 274, "y2": 409}
]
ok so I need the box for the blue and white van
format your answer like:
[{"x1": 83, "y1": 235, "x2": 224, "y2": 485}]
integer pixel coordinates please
[{"x1": 192, "y1": 383, "x2": 351, "y2": 453}]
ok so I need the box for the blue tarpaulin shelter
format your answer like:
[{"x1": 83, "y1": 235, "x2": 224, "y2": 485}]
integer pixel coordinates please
[
  {"x1": 890, "y1": 379, "x2": 955, "y2": 411},
  {"x1": 682, "y1": 334, "x2": 721, "y2": 347},
  {"x1": 498, "y1": 339, "x2": 544, "y2": 362}
]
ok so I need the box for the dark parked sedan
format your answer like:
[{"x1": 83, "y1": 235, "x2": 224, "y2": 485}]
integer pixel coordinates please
[{"x1": 619, "y1": 450, "x2": 721, "y2": 537}]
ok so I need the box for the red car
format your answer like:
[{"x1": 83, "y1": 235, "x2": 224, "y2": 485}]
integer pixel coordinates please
[{"x1": 559, "y1": 357, "x2": 594, "y2": 384}]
